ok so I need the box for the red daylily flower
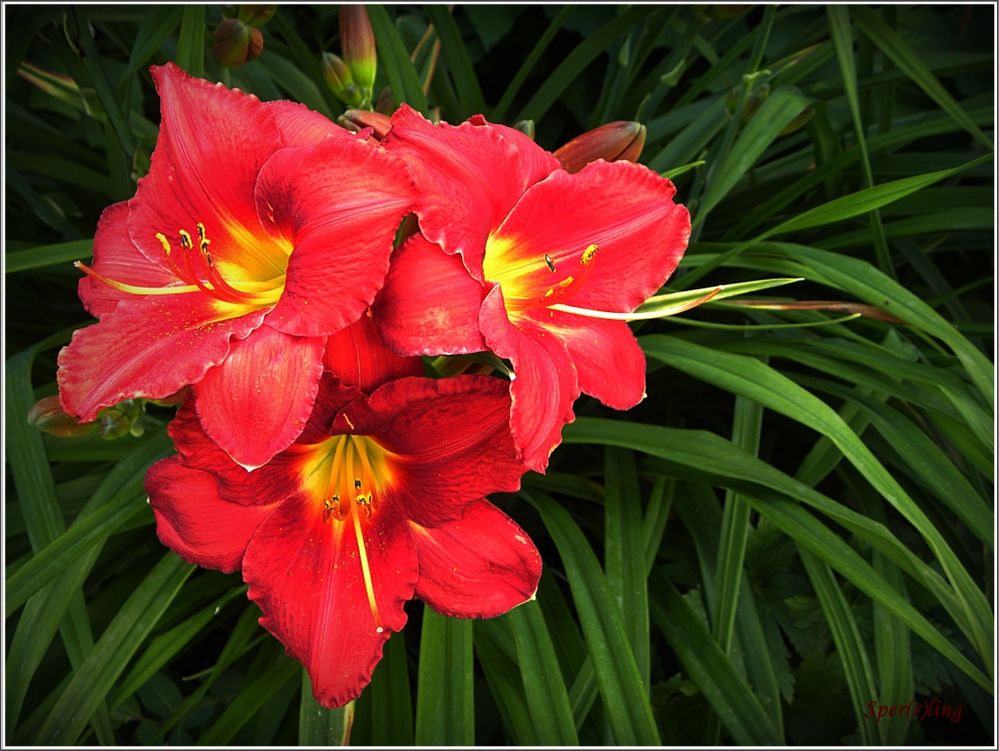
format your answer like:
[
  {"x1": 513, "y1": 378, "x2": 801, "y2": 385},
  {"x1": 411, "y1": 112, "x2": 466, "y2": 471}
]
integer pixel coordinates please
[
  {"x1": 57, "y1": 63, "x2": 416, "y2": 469},
  {"x1": 147, "y1": 374, "x2": 539, "y2": 708},
  {"x1": 372, "y1": 106, "x2": 691, "y2": 471}
]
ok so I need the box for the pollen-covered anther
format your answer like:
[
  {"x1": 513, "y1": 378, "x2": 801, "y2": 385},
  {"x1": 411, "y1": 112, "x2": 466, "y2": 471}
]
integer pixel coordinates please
[
  {"x1": 559, "y1": 275, "x2": 574, "y2": 288},
  {"x1": 544, "y1": 253, "x2": 556, "y2": 272},
  {"x1": 581, "y1": 243, "x2": 598, "y2": 265}
]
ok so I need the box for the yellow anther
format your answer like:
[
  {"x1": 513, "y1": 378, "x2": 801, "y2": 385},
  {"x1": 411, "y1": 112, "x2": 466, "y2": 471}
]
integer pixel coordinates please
[
  {"x1": 178, "y1": 229, "x2": 193, "y2": 250},
  {"x1": 197, "y1": 222, "x2": 208, "y2": 242},
  {"x1": 559, "y1": 275, "x2": 575, "y2": 288},
  {"x1": 543, "y1": 288, "x2": 555, "y2": 298},
  {"x1": 544, "y1": 253, "x2": 556, "y2": 272},
  {"x1": 581, "y1": 243, "x2": 598, "y2": 265},
  {"x1": 155, "y1": 232, "x2": 172, "y2": 255}
]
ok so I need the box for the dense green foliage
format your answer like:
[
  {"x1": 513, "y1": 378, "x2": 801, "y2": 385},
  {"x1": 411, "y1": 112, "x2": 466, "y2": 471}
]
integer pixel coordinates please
[{"x1": 4, "y1": 4, "x2": 994, "y2": 745}]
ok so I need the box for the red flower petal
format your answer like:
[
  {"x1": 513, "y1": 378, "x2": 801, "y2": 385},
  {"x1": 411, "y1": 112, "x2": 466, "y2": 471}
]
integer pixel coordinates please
[
  {"x1": 267, "y1": 99, "x2": 349, "y2": 148},
  {"x1": 242, "y1": 494, "x2": 417, "y2": 708},
  {"x1": 80, "y1": 202, "x2": 179, "y2": 318},
  {"x1": 57, "y1": 297, "x2": 266, "y2": 422},
  {"x1": 337, "y1": 375, "x2": 524, "y2": 526},
  {"x1": 146, "y1": 457, "x2": 278, "y2": 573},
  {"x1": 323, "y1": 314, "x2": 424, "y2": 393},
  {"x1": 127, "y1": 64, "x2": 284, "y2": 279},
  {"x1": 479, "y1": 287, "x2": 578, "y2": 473},
  {"x1": 411, "y1": 498, "x2": 541, "y2": 618},
  {"x1": 372, "y1": 233, "x2": 486, "y2": 356},
  {"x1": 535, "y1": 310, "x2": 647, "y2": 409},
  {"x1": 487, "y1": 160, "x2": 690, "y2": 313},
  {"x1": 383, "y1": 105, "x2": 558, "y2": 279},
  {"x1": 254, "y1": 137, "x2": 416, "y2": 337},
  {"x1": 194, "y1": 323, "x2": 325, "y2": 469}
]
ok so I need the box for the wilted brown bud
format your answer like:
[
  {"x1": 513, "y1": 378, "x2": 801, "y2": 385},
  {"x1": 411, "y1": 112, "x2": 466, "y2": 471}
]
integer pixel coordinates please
[
  {"x1": 213, "y1": 18, "x2": 264, "y2": 68},
  {"x1": 340, "y1": 5, "x2": 377, "y2": 99},
  {"x1": 339, "y1": 108, "x2": 392, "y2": 140},
  {"x1": 237, "y1": 4, "x2": 277, "y2": 27},
  {"x1": 27, "y1": 395, "x2": 97, "y2": 438},
  {"x1": 554, "y1": 120, "x2": 647, "y2": 174}
]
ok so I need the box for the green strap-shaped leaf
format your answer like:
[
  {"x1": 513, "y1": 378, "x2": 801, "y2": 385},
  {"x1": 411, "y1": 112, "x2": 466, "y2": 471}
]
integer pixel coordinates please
[
  {"x1": 506, "y1": 601, "x2": 579, "y2": 745},
  {"x1": 415, "y1": 609, "x2": 474, "y2": 745},
  {"x1": 367, "y1": 5, "x2": 428, "y2": 114},
  {"x1": 35, "y1": 553, "x2": 194, "y2": 745},
  {"x1": 850, "y1": 6, "x2": 993, "y2": 150},
  {"x1": 641, "y1": 334, "x2": 992, "y2": 664},
  {"x1": 175, "y1": 5, "x2": 206, "y2": 78},
  {"x1": 523, "y1": 490, "x2": 662, "y2": 745},
  {"x1": 299, "y1": 671, "x2": 354, "y2": 745},
  {"x1": 651, "y1": 574, "x2": 783, "y2": 745},
  {"x1": 425, "y1": 7, "x2": 486, "y2": 119},
  {"x1": 563, "y1": 417, "x2": 992, "y2": 692}
]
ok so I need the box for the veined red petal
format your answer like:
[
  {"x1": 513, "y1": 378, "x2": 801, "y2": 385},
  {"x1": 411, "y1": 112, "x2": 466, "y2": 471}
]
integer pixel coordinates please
[
  {"x1": 254, "y1": 137, "x2": 416, "y2": 337},
  {"x1": 194, "y1": 323, "x2": 326, "y2": 469},
  {"x1": 57, "y1": 297, "x2": 267, "y2": 422},
  {"x1": 128, "y1": 64, "x2": 285, "y2": 280},
  {"x1": 479, "y1": 287, "x2": 578, "y2": 473},
  {"x1": 487, "y1": 160, "x2": 690, "y2": 313},
  {"x1": 81, "y1": 202, "x2": 179, "y2": 318},
  {"x1": 267, "y1": 99, "x2": 350, "y2": 148},
  {"x1": 534, "y1": 310, "x2": 647, "y2": 409},
  {"x1": 323, "y1": 314, "x2": 424, "y2": 393},
  {"x1": 383, "y1": 105, "x2": 559, "y2": 279},
  {"x1": 242, "y1": 494, "x2": 417, "y2": 708},
  {"x1": 335, "y1": 375, "x2": 524, "y2": 526},
  {"x1": 372, "y1": 234, "x2": 486, "y2": 356},
  {"x1": 411, "y1": 499, "x2": 541, "y2": 618},
  {"x1": 146, "y1": 457, "x2": 278, "y2": 572},
  {"x1": 168, "y1": 398, "x2": 311, "y2": 507}
]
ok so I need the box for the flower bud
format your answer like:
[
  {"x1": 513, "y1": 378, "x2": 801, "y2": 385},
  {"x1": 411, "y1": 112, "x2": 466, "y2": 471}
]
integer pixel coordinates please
[
  {"x1": 322, "y1": 52, "x2": 362, "y2": 107},
  {"x1": 512, "y1": 119, "x2": 535, "y2": 139},
  {"x1": 553, "y1": 120, "x2": 647, "y2": 174},
  {"x1": 97, "y1": 399, "x2": 144, "y2": 440},
  {"x1": 213, "y1": 18, "x2": 264, "y2": 68},
  {"x1": 340, "y1": 6, "x2": 377, "y2": 101},
  {"x1": 237, "y1": 5, "x2": 276, "y2": 27},
  {"x1": 27, "y1": 395, "x2": 97, "y2": 438},
  {"x1": 339, "y1": 109, "x2": 392, "y2": 139}
]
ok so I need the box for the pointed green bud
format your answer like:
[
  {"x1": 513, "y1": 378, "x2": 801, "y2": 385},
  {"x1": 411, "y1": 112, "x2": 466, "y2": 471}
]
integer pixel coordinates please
[
  {"x1": 321, "y1": 52, "x2": 362, "y2": 107},
  {"x1": 340, "y1": 5, "x2": 377, "y2": 102}
]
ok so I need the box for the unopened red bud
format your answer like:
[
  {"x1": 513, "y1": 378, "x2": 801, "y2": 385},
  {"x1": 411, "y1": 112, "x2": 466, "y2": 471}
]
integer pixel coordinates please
[
  {"x1": 237, "y1": 4, "x2": 276, "y2": 27},
  {"x1": 27, "y1": 395, "x2": 97, "y2": 438},
  {"x1": 213, "y1": 18, "x2": 263, "y2": 68},
  {"x1": 340, "y1": 5, "x2": 377, "y2": 100},
  {"x1": 322, "y1": 52, "x2": 362, "y2": 107},
  {"x1": 339, "y1": 109, "x2": 392, "y2": 139},
  {"x1": 553, "y1": 120, "x2": 647, "y2": 174}
]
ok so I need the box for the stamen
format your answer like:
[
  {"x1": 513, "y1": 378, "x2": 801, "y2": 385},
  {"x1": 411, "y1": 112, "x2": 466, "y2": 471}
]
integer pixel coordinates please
[
  {"x1": 352, "y1": 500, "x2": 382, "y2": 629},
  {"x1": 75, "y1": 261, "x2": 201, "y2": 296},
  {"x1": 581, "y1": 243, "x2": 598, "y2": 265},
  {"x1": 544, "y1": 253, "x2": 556, "y2": 272},
  {"x1": 178, "y1": 229, "x2": 194, "y2": 250},
  {"x1": 548, "y1": 288, "x2": 720, "y2": 320}
]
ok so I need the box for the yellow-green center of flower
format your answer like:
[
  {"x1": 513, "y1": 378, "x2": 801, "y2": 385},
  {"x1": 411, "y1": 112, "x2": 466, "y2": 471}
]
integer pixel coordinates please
[
  {"x1": 482, "y1": 234, "x2": 599, "y2": 317},
  {"x1": 77, "y1": 219, "x2": 291, "y2": 316},
  {"x1": 299, "y1": 432, "x2": 395, "y2": 631}
]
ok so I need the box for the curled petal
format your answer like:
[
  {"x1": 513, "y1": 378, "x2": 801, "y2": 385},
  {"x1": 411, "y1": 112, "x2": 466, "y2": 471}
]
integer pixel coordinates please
[
  {"x1": 57, "y1": 297, "x2": 266, "y2": 422},
  {"x1": 372, "y1": 234, "x2": 486, "y2": 356},
  {"x1": 242, "y1": 495, "x2": 417, "y2": 708},
  {"x1": 146, "y1": 457, "x2": 278, "y2": 573},
  {"x1": 384, "y1": 105, "x2": 559, "y2": 278},
  {"x1": 323, "y1": 314, "x2": 424, "y2": 393},
  {"x1": 534, "y1": 310, "x2": 647, "y2": 409},
  {"x1": 194, "y1": 323, "x2": 326, "y2": 469},
  {"x1": 255, "y1": 137, "x2": 416, "y2": 337},
  {"x1": 412, "y1": 499, "x2": 541, "y2": 618},
  {"x1": 336, "y1": 375, "x2": 525, "y2": 526},
  {"x1": 480, "y1": 287, "x2": 578, "y2": 473}
]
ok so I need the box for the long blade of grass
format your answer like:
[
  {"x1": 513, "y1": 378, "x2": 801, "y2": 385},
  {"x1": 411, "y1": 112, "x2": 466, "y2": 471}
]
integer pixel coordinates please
[
  {"x1": 175, "y1": 5, "x2": 206, "y2": 78},
  {"x1": 368, "y1": 5, "x2": 428, "y2": 113},
  {"x1": 414, "y1": 609, "x2": 474, "y2": 745},
  {"x1": 299, "y1": 672, "x2": 354, "y2": 745},
  {"x1": 425, "y1": 6, "x2": 486, "y2": 119}
]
